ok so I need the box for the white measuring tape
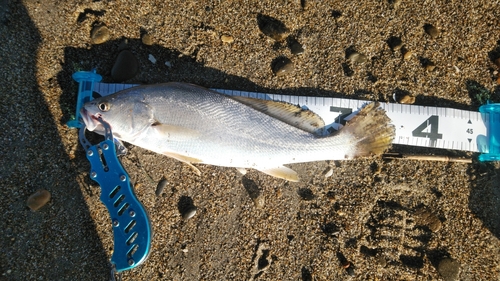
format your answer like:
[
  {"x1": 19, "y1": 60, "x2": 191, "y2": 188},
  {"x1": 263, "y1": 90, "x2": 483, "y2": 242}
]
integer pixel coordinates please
[{"x1": 92, "y1": 82, "x2": 489, "y2": 154}]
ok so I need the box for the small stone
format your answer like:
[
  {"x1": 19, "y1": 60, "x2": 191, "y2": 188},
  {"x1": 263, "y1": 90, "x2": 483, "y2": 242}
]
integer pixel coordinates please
[
  {"x1": 148, "y1": 54, "x2": 157, "y2": 64},
  {"x1": 141, "y1": 34, "x2": 154, "y2": 46},
  {"x1": 348, "y1": 52, "x2": 368, "y2": 63},
  {"x1": 272, "y1": 57, "x2": 294, "y2": 76},
  {"x1": 253, "y1": 196, "x2": 265, "y2": 208},
  {"x1": 425, "y1": 61, "x2": 436, "y2": 72},
  {"x1": 322, "y1": 167, "x2": 334, "y2": 178},
  {"x1": 437, "y1": 258, "x2": 460, "y2": 281},
  {"x1": 27, "y1": 189, "x2": 51, "y2": 211},
  {"x1": 90, "y1": 25, "x2": 110, "y2": 44},
  {"x1": 398, "y1": 95, "x2": 416, "y2": 104},
  {"x1": 257, "y1": 14, "x2": 288, "y2": 41},
  {"x1": 156, "y1": 178, "x2": 168, "y2": 197},
  {"x1": 496, "y1": 76, "x2": 500, "y2": 85},
  {"x1": 387, "y1": 36, "x2": 403, "y2": 51},
  {"x1": 289, "y1": 39, "x2": 304, "y2": 55},
  {"x1": 424, "y1": 24, "x2": 440, "y2": 39},
  {"x1": 182, "y1": 206, "x2": 197, "y2": 220},
  {"x1": 494, "y1": 58, "x2": 500, "y2": 68},
  {"x1": 111, "y1": 50, "x2": 139, "y2": 82},
  {"x1": 403, "y1": 50, "x2": 413, "y2": 60},
  {"x1": 221, "y1": 35, "x2": 234, "y2": 43}
]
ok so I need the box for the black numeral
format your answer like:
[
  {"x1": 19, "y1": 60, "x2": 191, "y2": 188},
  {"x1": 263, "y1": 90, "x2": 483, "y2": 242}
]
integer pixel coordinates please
[{"x1": 412, "y1": 115, "x2": 443, "y2": 147}]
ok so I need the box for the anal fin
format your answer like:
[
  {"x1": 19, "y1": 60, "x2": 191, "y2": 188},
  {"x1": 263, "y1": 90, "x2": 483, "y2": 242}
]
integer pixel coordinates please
[
  {"x1": 258, "y1": 166, "x2": 300, "y2": 182},
  {"x1": 163, "y1": 151, "x2": 203, "y2": 176}
]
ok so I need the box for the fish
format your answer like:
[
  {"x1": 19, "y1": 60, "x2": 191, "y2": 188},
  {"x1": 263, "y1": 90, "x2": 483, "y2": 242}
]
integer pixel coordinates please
[{"x1": 81, "y1": 82, "x2": 395, "y2": 182}]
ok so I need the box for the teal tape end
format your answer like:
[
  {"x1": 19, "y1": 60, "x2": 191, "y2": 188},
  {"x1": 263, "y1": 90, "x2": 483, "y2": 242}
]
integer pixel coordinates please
[{"x1": 479, "y1": 102, "x2": 500, "y2": 162}]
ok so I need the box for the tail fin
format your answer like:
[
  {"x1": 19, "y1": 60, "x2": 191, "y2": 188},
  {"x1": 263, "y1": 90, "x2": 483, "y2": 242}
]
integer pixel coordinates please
[{"x1": 342, "y1": 102, "x2": 395, "y2": 158}]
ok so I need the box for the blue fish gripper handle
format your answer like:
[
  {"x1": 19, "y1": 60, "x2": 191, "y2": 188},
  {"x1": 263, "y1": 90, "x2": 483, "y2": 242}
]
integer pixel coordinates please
[
  {"x1": 79, "y1": 119, "x2": 152, "y2": 272},
  {"x1": 479, "y1": 102, "x2": 500, "y2": 162}
]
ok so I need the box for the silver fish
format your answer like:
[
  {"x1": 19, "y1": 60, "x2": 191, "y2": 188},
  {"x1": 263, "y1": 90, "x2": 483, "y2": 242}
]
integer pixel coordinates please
[{"x1": 81, "y1": 83, "x2": 395, "y2": 181}]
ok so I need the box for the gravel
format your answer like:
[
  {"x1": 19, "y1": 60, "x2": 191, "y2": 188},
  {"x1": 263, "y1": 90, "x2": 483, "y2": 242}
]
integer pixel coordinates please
[{"x1": 1, "y1": 0, "x2": 499, "y2": 280}]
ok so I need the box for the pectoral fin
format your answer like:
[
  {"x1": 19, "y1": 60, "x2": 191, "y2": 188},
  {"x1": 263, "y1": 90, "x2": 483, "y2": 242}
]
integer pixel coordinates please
[
  {"x1": 258, "y1": 166, "x2": 300, "y2": 182},
  {"x1": 152, "y1": 123, "x2": 201, "y2": 141},
  {"x1": 163, "y1": 151, "x2": 203, "y2": 176}
]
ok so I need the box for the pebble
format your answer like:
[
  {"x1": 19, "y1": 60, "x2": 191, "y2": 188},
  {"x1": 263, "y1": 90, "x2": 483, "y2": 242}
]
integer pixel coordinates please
[
  {"x1": 272, "y1": 57, "x2": 294, "y2": 76},
  {"x1": 322, "y1": 167, "x2": 334, "y2": 178},
  {"x1": 111, "y1": 50, "x2": 139, "y2": 82},
  {"x1": 403, "y1": 49, "x2": 413, "y2": 60},
  {"x1": 497, "y1": 76, "x2": 500, "y2": 85},
  {"x1": 424, "y1": 24, "x2": 440, "y2": 39},
  {"x1": 425, "y1": 61, "x2": 436, "y2": 72},
  {"x1": 289, "y1": 39, "x2": 304, "y2": 55},
  {"x1": 495, "y1": 58, "x2": 500, "y2": 68},
  {"x1": 387, "y1": 36, "x2": 403, "y2": 51},
  {"x1": 182, "y1": 206, "x2": 197, "y2": 220},
  {"x1": 348, "y1": 52, "x2": 368, "y2": 63},
  {"x1": 155, "y1": 178, "x2": 168, "y2": 197},
  {"x1": 220, "y1": 35, "x2": 234, "y2": 43},
  {"x1": 398, "y1": 95, "x2": 416, "y2": 104},
  {"x1": 148, "y1": 54, "x2": 157, "y2": 64},
  {"x1": 437, "y1": 258, "x2": 460, "y2": 281},
  {"x1": 257, "y1": 14, "x2": 288, "y2": 41},
  {"x1": 27, "y1": 189, "x2": 51, "y2": 211},
  {"x1": 90, "y1": 25, "x2": 110, "y2": 44},
  {"x1": 141, "y1": 34, "x2": 154, "y2": 46},
  {"x1": 253, "y1": 196, "x2": 265, "y2": 208}
]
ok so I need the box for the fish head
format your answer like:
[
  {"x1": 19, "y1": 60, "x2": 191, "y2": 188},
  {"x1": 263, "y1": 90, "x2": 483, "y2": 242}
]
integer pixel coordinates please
[{"x1": 81, "y1": 94, "x2": 155, "y2": 140}]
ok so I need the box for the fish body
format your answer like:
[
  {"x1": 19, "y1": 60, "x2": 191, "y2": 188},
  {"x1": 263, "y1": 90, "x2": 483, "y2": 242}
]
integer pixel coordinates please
[{"x1": 81, "y1": 83, "x2": 395, "y2": 181}]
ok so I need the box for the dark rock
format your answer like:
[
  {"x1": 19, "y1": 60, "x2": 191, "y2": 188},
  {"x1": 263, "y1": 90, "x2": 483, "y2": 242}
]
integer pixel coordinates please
[
  {"x1": 288, "y1": 38, "x2": 304, "y2": 55},
  {"x1": 156, "y1": 178, "x2": 168, "y2": 197},
  {"x1": 424, "y1": 24, "x2": 440, "y2": 39},
  {"x1": 111, "y1": 50, "x2": 139, "y2": 82},
  {"x1": 272, "y1": 57, "x2": 294, "y2": 76},
  {"x1": 257, "y1": 14, "x2": 288, "y2": 41}
]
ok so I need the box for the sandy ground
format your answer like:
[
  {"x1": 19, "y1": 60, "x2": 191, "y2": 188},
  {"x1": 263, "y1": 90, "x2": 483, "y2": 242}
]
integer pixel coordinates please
[{"x1": 1, "y1": 0, "x2": 500, "y2": 280}]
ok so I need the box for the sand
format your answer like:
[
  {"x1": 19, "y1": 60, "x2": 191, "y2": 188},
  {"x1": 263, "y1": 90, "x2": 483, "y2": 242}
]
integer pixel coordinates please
[{"x1": 1, "y1": 0, "x2": 499, "y2": 280}]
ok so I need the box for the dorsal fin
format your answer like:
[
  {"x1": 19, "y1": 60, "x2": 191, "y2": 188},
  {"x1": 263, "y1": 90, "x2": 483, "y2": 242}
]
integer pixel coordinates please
[{"x1": 230, "y1": 96, "x2": 325, "y2": 135}]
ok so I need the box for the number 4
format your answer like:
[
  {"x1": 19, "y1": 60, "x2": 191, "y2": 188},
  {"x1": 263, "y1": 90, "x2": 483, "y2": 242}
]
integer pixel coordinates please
[{"x1": 412, "y1": 115, "x2": 443, "y2": 146}]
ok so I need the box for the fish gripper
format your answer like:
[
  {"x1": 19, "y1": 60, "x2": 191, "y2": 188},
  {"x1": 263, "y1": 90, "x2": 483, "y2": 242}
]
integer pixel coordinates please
[{"x1": 79, "y1": 117, "x2": 152, "y2": 272}]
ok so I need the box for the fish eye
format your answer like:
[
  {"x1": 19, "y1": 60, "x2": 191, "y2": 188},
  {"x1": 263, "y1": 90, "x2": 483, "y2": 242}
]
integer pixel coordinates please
[{"x1": 98, "y1": 102, "x2": 110, "y2": 112}]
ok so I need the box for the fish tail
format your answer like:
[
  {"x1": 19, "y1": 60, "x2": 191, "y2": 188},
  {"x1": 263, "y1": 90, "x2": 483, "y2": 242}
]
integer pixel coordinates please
[{"x1": 342, "y1": 102, "x2": 395, "y2": 158}]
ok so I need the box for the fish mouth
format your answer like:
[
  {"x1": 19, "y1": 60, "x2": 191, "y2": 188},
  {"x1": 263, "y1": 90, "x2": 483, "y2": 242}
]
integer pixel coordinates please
[{"x1": 80, "y1": 108, "x2": 104, "y2": 132}]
